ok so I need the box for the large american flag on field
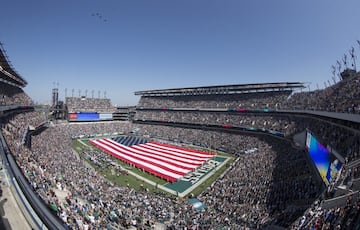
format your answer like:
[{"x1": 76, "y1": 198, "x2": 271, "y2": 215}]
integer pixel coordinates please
[{"x1": 89, "y1": 136, "x2": 215, "y2": 182}]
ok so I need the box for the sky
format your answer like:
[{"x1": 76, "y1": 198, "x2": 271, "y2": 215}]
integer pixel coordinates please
[{"x1": 1, "y1": 0, "x2": 360, "y2": 106}]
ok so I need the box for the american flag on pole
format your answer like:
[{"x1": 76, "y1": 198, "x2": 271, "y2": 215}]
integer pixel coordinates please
[{"x1": 89, "y1": 136, "x2": 215, "y2": 182}]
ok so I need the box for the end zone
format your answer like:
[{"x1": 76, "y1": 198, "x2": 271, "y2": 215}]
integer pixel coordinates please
[{"x1": 163, "y1": 156, "x2": 230, "y2": 197}]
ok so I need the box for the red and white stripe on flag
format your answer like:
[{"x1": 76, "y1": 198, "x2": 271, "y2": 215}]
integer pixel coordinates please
[{"x1": 89, "y1": 138, "x2": 214, "y2": 182}]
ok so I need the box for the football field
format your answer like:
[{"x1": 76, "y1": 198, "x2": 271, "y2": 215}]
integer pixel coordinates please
[{"x1": 76, "y1": 136, "x2": 232, "y2": 197}]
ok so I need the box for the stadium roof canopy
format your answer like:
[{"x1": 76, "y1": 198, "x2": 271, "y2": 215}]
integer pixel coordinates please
[
  {"x1": 135, "y1": 82, "x2": 305, "y2": 97},
  {"x1": 0, "y1": 43, "x2": 27, "y2": 88}
]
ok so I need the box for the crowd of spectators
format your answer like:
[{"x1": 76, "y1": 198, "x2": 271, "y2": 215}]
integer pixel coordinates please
[
  {"x1": 137, "y1": 91, "x2": 291, "y2": 110},
  {"x1": 66, "y1": 97, "x2": 115, "y2": 113},
  {"x1": 135, "y1": 110, "x2": 297, "y2": 136},
  {"x1": 0, "y1": 108, "x2": 322, "y2": 229},
  {"x1": 134, "y1": 124, "x2": 322, "y2": 228},
  {"x1": 291, "y1": 193, "x2": 360, "y2": 229},
  {"x1": 3, "y1": 115, "x2": 166, "y2": 229},
  {"x1": 133, "y1": 110, "x2": 360, "y2": 162},
  {"x1": 285, "y1": 73, "x2": 360, "y2": 114},
  {"x1": 138, "y1": 112, "x2": 359, "y2": 169},
  {"x1": 137, "y1": 73, "x2": 360, "y2": 114},
  {"x1": 0, "y1": 81, "x2": 33, "y2": 106},
  {"x1": 1, "y1": 110, "x2": 47, "y2": 144},
  {"x1": 134, "y1": 123, "x2": 258, "y2": 154}
]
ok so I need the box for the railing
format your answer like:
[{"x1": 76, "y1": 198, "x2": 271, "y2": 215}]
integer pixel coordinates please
[{"x1": 321, "y1": 190, "x2": 360, "y2": 210}]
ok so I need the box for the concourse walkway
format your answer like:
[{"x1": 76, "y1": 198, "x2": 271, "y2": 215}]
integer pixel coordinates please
[{"x1": 0, "y1": 167, "x2": 32, "y2": 230}]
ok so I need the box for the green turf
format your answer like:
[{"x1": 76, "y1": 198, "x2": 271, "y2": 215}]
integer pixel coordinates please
[
  {"x1": 212, "y1": 156, "x2": 228, "y2": 162},
  {"x1": 164, "y1": 180, "x2": 193, "y2": 193}
]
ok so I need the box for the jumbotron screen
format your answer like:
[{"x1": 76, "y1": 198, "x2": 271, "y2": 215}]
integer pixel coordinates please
[
  {"x1": 305, "y1": 131, "x2": 342, "y2": 185},
  {"x1": 68, "y1": 112, "x2": 113, "y2": 121}
]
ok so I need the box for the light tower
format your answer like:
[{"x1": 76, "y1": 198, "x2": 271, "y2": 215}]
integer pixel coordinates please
[{"x1": 52, "y1": 82, "x2": 59, "y2": 108}]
